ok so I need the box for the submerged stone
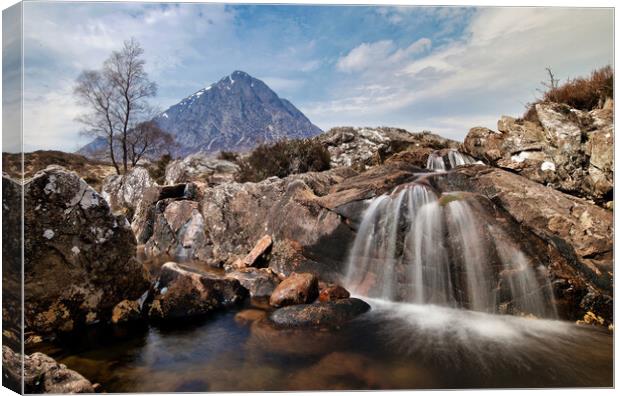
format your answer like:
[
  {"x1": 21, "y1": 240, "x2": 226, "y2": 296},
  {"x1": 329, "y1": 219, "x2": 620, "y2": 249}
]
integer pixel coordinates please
[{"x1": 268, "y1": 298, "x2": 370, "y2": 328}]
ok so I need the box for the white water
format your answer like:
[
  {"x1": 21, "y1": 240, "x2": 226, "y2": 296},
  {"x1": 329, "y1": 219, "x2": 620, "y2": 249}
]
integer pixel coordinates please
[
  {"x1": 359, "y1": 298, "x2": 609, "y2": 378},
  {"x1": 426, "y1": 149, "x2": 476, "y2": 171},
  {"x1": 344, "y1": 183, "x2": 556, "y2": 318}
]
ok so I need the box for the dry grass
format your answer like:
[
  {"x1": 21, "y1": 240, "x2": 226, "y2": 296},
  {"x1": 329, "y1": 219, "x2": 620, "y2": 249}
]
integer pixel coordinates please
[
  {"x1": 2, "y1": 150, "x2": 117, "y2": 190},
  {"x1": 524, "y1": 66, "x2": 613, "y2": 121}
]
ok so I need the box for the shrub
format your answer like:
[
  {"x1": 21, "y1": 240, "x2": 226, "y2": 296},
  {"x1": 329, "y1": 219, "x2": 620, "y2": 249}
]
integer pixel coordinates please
[
  {"x1": 148, "y1": 153, "x2": 172, "y2": 184},
  {"x1": 236, "y1": 139, "x2": 331, "y2": 183},
  {"x1": 524, "y1": 66, "x2": 613, "y2": 120},
  {"x1": 217, "y1": 150, "x2": 239, "y2": 162}
]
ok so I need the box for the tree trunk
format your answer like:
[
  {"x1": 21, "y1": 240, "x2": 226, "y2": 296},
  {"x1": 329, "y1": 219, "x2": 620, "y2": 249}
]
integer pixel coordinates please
[{"x1": 108, "y1": 136, "x2": 120, "y2": 175}]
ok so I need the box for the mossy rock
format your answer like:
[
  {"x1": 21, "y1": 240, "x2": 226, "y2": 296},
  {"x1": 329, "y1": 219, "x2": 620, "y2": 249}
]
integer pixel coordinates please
[{"x1": 438, "y1": 193, "x2": 464, "y2": 206}]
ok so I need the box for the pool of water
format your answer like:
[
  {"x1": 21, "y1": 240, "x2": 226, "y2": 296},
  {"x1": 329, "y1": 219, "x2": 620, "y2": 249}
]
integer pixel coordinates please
[{"x1": 31, "y1": 298, "x2": 613, "y2": 392}]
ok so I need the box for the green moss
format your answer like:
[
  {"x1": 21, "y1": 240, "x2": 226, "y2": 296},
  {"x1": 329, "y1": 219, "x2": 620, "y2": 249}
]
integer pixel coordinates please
[{"x1": 438, "y1": 193, "x2": 464, "y2": 206}]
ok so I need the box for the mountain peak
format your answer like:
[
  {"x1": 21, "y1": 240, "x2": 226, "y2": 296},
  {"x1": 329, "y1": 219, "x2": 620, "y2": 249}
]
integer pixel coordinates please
[{"x1": 153, "y1": 71, "x2": 322, "y2": 155}]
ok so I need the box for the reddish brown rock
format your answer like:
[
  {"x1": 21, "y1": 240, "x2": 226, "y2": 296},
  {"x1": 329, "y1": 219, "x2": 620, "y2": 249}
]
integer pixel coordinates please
[
  {"x1": 319, "y1": 285, "x2": 351, "y2": 302},
  {"x1": 232, "y1": 235, "x2": 273, "y2": 269},
  {"x1": 268, "y1": 298, "x2": 370, "y2": 328},
  {"x1": 269, "y1": 272, "x2": 319, "y2": 307}
]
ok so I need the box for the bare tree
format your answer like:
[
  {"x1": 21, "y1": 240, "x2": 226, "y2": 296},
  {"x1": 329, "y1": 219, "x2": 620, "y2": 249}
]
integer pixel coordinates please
[
  {"x1": 127, "y1": 121, "x2": 176, "y2": 166},
  {"x1": 542, "y1": 67, "x2": 560, "y2": 90},
  {"x1": 74, "y1": 70, "x2": 121, "y2": 174},
  {"x1": 75, "y1": 38, "x2": 158, "y2": 174}
]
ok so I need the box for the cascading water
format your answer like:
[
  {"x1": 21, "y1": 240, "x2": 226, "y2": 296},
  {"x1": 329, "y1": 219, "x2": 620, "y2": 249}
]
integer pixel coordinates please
[
  {"x1": 426, "y1": 149, "x2": 477, "y2": 171},
  {"x1": 344, "y1": 183, "x2": 557, "y2": 318}
]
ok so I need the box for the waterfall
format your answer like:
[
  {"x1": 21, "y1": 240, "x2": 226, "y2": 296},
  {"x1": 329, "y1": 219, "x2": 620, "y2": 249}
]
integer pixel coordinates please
[
  {"x1": 426, "y1": 153, "x2": 446, "y2": 171},
  {"x1": 426, "y1": 149, "x2": 477, "y2": 171},
  {"x1": 344, "y1": 184, "x2": 557, "y2": 318}
]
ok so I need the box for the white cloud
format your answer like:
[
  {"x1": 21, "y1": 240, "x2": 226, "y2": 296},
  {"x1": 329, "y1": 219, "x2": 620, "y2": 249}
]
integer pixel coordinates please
[
  {"x1": 336, "y1": 37, "x2": 432, "y2": 74},
  {"x1": 336, "y1": 40, "x2": 395, "y2": 72},
  {"x1": 314, "y1": 7, "x2": 613, "y2": 140}
]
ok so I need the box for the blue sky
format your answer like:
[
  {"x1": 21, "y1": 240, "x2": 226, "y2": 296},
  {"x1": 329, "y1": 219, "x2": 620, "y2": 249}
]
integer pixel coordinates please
[{"x1": 13, "y1": 2, "x2": 614, "y2": 152}]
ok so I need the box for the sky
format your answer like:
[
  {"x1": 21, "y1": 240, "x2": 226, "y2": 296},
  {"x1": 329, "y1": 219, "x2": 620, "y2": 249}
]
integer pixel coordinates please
[{"x1": 6, "y1": 2, "x2": 615, "y2": 152}]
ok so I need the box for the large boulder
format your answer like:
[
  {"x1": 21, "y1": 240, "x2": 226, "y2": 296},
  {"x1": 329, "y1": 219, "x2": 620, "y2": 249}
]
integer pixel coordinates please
[
  {"x1": 148, "y1": 262, "x2": 248, "y2": 320},
  {"x1": 269, "y1": 273, "x2": 319, "y2": 307},
  {"x1": 268, "y1": 298, "x2": 370, "y2": 328},
  {"x1": 428, "y1": 165, "x2": 613, "y2": 322},
  {"x1": 2, "y1": 175, "x2": 22, "y2": 349},
  {"x1": 101, "y1": 166, "x2": 157, "y2": 218},
  {"x1": 462, "y1": 102, "x2": 614, "y2": 205},
  {"x1": 2, "y1": 346, "x2": 94, "y2": 393},
  {"x1": 199, "y1": 167, "x2": 358, "y2": 276},
  {"x1": 165, "y1": 152, "x2": 239, "y2": 185},
  {"x1": 22, "y1": 166, "x2": 150, "y2": 336}
]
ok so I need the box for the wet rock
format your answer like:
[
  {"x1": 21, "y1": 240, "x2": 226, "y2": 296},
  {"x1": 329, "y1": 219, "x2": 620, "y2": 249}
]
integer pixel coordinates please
[
  {"x1": 101, "y1": 166, "x2": 157, "y2": 218},
  {"x1": 269, "y1": 273, "x2": 319, "y2": 307},
  {"x1": 148, "y1": 262, "x2": 247, "y2": 320},
  {"x1": 576, "y1": 311, "x2": 606, "y2": 327},
  {"x1": 319, "y1": 285, "x2": 350, "y2": 302},
  {"x1": 111, "y1": 299, "x2": 142, "y2": 324},
  {"x1": 384, "y1": 146, "x2": 434, "y2": 168},
  {"x1": 2, "y1": 345, "x2": 94, "y2": 393},
  {"x1": 231, "y1": 235, "x2": 273, "y2": 269},
  {"x1": 165, "y1": 152, "x2": 239, "y2": 185},
  {"x1": 226, "y1": 267, "x2": 280, "y2": 297},
  {"x1": 246, "y1": 318, "x2": 348, "y2": 356},
  {"x1": 268, "y1": 298, "x2": 370, "y2": 328},
  {"x1": 287, "y1": 351, "x2": 436, "y2": 390},
  {"x1": 429, "y1": 165, "x2": 613, "y2": 321},
  {"x1": 22, "y1": 167, "x2": 150, "y2": 336},
  {"x1": 462, "y1": 101, "x2": 614, "y2": 204},
  {"x1": 316, "y1": 161, "x2": 427, "y2": 211}
]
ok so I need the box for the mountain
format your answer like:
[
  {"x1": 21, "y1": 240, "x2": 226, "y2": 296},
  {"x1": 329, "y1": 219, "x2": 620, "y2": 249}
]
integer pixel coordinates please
[
  {"x1": 78, "y1": 70, "x2": 322, "y2": 158},
  {"x1": 156, "y1": 70, "x2": 321, "y2": 155}
]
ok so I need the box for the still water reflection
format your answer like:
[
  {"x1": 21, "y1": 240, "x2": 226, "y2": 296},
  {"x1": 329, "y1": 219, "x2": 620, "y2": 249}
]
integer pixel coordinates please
[{"x1": 31, "y1": 298, "x2": 613, "y2": 392}]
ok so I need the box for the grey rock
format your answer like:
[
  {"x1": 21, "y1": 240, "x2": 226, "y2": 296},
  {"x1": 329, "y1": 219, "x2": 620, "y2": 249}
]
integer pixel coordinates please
[
  {"x1": 164, "y1": 152, "x2": 240, "y2": 185},
  {"x1": 22, "y1": 166, "x2": 150, "y2": 336},
  {"x1": 2, "y1": 345, "x2": 94, "y2": 393},
  {"x1": 148, "y1": 262, "x2": 247, "y2": 320}
]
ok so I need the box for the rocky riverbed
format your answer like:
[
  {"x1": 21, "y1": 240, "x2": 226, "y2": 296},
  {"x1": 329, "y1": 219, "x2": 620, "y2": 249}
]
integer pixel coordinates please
[{"x1": 2, "y1": 100, "x2": 614, "y2": 392}]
